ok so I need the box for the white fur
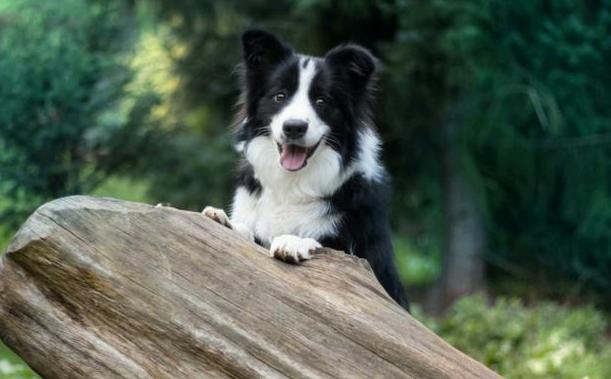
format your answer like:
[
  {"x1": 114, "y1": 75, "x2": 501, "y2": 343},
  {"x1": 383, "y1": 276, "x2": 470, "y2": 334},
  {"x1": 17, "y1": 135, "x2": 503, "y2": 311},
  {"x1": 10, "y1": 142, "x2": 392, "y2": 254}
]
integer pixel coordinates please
[
  {"x1": 230, "y1": 187, "x2": 258, "y2": 229},
  {"x1": 356, "y1": 127, "x2": 384, "y2": 182},
  {"x1": 230, "y1": 172, "x2": 339, "y2": 247},
  {"x1": 269, "y1": 57, "x2": 329, "y2": 147},
  {"x1": 270, "y1": 235, "x2": 321, "y2": 261},
  {"x1": 234, "y1": 141, "x2": 245, "y2": 152},
  {"x1": 237, "y1": 126, "x2": 385, "y2": 246}
]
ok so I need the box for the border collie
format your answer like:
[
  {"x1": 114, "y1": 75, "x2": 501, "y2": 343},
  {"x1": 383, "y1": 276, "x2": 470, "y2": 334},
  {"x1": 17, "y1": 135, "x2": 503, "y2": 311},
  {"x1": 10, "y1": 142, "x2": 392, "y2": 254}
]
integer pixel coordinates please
[{"x1": 204, "y1": 30, "x2": 409, "y2": 310}]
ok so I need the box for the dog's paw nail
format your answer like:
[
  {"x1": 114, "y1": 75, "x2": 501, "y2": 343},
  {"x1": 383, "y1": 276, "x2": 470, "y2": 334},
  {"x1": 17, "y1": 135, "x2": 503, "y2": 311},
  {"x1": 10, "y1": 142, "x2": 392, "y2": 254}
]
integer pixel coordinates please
[{"x1": 270, "y1": 235, "x2": 321, "y2": 263}]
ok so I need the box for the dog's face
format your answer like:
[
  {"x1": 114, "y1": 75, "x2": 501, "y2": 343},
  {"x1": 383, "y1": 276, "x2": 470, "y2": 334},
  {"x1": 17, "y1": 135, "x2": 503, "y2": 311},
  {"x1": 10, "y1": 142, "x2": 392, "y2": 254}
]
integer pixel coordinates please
[{"x1": 237, "y1": 30, "x2": 377, "y2": 183}]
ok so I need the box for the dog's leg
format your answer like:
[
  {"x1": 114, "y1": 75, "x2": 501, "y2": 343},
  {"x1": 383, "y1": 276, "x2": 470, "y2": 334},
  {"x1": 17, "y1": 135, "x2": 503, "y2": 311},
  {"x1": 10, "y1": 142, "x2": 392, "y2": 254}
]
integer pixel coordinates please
[
  {"x1": 231, "y1": 222, "x2": 255, "y2": 242},
  {"x1": 270, "y1": 235, "x2": 321, "y2": 263}
]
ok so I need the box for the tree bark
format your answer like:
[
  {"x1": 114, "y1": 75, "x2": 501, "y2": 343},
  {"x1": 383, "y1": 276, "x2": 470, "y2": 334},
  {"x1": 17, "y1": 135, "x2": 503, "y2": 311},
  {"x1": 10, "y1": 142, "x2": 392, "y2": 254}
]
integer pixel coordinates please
[{"x1": 0, "y1": 196, "x2": 499, "y2": 379}]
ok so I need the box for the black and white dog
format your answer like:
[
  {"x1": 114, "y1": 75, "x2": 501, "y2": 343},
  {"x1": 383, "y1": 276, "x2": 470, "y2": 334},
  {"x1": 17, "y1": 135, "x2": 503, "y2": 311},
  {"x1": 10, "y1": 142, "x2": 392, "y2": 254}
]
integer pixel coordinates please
[{"x1": 204, "y1": 30, "x2": 409, "y2": 309}]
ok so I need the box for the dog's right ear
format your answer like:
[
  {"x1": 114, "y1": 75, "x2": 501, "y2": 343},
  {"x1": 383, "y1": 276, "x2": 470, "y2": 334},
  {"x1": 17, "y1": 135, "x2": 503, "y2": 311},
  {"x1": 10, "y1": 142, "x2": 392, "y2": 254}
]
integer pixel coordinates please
[
  {"x1": 242, "y1": 30, "x2": 292, "y2": 70},
  {"x1": 324, "y1": 45, "x2": 377, "y2": 90}
]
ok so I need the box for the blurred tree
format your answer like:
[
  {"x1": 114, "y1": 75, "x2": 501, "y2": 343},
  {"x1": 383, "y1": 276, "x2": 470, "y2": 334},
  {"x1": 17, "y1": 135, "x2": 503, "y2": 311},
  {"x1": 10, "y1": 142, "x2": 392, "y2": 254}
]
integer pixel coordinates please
[
  {"x1": 0, "y1": 0, "x2": 135, "y2": 226},
  {"x1": 467, "y1": 0, "x2": 611, "y2": 298},
  {"x1": 386, "y1": 0, "x2": 611, "y2": 307},
  {"x1": 383, "y1": 0, "x2": 496, "y2": 309}
]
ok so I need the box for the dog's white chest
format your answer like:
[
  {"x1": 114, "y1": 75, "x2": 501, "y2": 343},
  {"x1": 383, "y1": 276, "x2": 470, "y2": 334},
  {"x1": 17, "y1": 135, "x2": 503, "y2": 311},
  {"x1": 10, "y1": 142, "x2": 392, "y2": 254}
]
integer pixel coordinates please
[
  {"x1": 231, "y1": 187, "x2": 338, "y2": 247},
  {"x1": 254, "y1": 191, "x2": 337, "y2": 246}
]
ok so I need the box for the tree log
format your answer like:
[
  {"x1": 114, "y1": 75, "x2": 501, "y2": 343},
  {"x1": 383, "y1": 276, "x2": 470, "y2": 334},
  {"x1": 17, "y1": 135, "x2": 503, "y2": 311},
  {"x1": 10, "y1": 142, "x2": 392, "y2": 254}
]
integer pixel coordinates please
[{"x1": 0, "y1": 196, "x2": 500, "y2": 378}]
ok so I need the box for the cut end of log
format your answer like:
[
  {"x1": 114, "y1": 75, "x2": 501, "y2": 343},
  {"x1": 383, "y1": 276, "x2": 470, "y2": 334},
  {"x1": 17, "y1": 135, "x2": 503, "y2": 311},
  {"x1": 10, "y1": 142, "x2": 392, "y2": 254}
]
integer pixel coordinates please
[{"x1": 0, "y1": 196, "x2": 500, "y2": 379}]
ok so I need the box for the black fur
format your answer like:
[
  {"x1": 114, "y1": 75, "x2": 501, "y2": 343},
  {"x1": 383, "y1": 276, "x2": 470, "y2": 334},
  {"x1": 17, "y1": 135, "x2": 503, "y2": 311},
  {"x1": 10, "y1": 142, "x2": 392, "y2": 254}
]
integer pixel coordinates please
[
  {"x1": 320, "y1": 174, "x2": 410, "y2": 309},
  {"x1": 235, "y1": 162, "x2": 262, "y2": 196}
]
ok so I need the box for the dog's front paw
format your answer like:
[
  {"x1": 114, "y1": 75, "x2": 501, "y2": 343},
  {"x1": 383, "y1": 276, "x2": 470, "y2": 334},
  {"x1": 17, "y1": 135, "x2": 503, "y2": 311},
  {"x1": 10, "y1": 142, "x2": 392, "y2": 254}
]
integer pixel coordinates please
[
  {"x1": 202, "y1": 206, "x2": 232, "y2": 228},
  {"x1": 270, "y1": 235, "x2": 321, "y2": 263}
]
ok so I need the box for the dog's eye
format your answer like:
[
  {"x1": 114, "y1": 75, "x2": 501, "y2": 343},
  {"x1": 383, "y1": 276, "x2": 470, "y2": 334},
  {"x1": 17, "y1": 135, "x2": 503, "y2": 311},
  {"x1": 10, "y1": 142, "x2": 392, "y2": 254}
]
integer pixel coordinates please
[
  {"x1": 315, "y1": 97, "x2": 326, "y2": 106},
  {"x1": 273, "y1": 92, "x2": 286, "y2": 103}
]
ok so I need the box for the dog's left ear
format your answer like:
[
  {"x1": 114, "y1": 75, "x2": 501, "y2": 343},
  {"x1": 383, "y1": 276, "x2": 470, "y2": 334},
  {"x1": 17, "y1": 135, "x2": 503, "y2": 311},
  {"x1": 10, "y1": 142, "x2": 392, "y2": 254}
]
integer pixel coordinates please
[
  {"x1": 324, "y1": 45, "x2": 377, "y2": 88},
  {"x1": 242, "y1": 30, "x2": 293, "y2": 70}
]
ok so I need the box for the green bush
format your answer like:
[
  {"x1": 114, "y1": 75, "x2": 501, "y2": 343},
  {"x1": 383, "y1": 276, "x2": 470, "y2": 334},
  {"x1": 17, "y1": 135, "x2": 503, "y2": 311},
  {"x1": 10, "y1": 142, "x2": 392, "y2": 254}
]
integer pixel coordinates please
[
  {"x1": 0, "y1": 0, "x2": 132, "y2": 228},
  {"x1": 416, "y1": 295, "x2": 611, "y2": 378}
]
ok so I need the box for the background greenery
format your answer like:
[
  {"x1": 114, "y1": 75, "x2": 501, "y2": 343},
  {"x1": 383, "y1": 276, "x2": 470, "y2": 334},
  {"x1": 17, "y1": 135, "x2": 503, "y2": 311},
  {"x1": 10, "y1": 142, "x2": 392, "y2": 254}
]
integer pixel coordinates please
[{"x1": 0, "y1": 0, "x2": 610, "y2": 378}]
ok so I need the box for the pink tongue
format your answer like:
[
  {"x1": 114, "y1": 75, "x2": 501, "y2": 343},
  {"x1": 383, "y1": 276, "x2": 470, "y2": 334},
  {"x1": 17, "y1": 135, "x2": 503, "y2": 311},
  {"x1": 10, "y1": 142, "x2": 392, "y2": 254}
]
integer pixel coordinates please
[{"x1": 280, "y1": 144, "x2": 308, "y2": 171}]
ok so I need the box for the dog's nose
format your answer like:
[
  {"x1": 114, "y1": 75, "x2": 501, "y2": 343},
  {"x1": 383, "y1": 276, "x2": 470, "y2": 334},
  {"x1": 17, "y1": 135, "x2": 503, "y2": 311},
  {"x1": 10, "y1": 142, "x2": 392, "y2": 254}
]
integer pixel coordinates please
[{"x1": 283, "y1": 119, "x2": 308, "y2": 139}]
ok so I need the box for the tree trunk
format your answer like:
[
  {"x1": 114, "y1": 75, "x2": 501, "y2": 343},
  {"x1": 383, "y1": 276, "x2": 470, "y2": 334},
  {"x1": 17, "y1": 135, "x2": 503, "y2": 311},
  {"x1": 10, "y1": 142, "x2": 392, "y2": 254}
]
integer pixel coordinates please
[
  {"x1": 0, "y1": 196, "x2": 499, "y2": 378},
  {"x1": 434, "y1": 112, "x2": 486, "y2": 312}
]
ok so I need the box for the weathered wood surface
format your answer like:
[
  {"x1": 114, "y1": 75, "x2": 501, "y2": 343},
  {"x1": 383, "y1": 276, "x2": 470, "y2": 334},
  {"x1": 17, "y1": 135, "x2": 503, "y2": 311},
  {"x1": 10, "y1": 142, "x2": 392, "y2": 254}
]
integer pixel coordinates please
[{"x1": 0, "y1": 196, "x2": 500, "y2": 379}]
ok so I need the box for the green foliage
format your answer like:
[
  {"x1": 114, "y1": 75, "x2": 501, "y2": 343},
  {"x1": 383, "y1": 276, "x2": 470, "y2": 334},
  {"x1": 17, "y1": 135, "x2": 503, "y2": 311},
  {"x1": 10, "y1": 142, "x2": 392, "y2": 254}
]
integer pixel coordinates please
[
  {"x1": 458, "y1": 0, "x2": 611, "y2": 292},
  {"x1": 0, "y1": 0, "x2": 132, "y2": 227},
  {"x1": 0, "y1": 343, "x2": 37, "y2": 379},
  {"x1": 384, "y1": 0, "x2": 611, "y2": 292},
  {"x1": 84, "y1": 5, "x2": 242, "y2": 210},
  {"x1": 416, "y1": 295, "x2": 611, "y2": 378},
  {"x1": 0, "y1": 195, "x2": 12, "y2": 252},
  {"x1": 0, "y1": 228, "x2": 10, "y2": 253},
  {"x1": 91, "y1": 176, "x2": 151, "y2": 203},
  {"x1": 393, "y1": 236, "x2": 440, "y2": 285}
]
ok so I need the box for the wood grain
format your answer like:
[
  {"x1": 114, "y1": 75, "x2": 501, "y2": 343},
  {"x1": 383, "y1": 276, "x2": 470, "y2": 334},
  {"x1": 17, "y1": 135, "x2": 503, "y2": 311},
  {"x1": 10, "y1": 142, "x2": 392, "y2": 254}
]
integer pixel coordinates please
[{"x1": 0, "y1": 196, "x2": 501, "y2": 378}]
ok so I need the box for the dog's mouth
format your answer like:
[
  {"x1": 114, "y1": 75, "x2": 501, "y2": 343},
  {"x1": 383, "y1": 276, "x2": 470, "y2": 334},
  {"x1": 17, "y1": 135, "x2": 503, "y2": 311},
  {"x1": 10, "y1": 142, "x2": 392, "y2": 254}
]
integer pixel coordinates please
[{"x1": 277, "y1": 142, "x2": 320, "y2": 171}]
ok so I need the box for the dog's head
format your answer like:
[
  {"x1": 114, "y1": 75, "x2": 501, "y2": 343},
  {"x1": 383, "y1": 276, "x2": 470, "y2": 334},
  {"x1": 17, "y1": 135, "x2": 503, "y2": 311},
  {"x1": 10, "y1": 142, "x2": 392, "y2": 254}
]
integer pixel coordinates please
[{"x1": 236, "y1": 30, "x2": 380, "y2": 190}]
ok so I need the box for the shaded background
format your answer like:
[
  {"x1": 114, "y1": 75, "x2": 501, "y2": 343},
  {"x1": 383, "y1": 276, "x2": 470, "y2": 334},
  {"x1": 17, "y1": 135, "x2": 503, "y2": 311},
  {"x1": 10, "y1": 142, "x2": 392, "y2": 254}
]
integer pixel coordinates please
[{"x1": 1, "y1": 0, "x2": 610, "y2": 377}]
